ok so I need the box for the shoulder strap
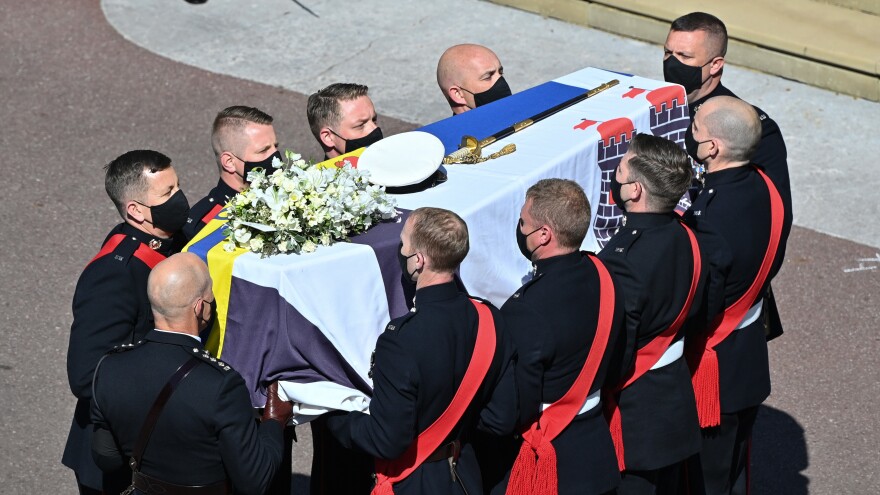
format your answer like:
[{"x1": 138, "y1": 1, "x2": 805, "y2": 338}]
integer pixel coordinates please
[
  {"x1": 133, "y1": 243, "x2": 167, "y2": 270},
  {"x1": 86, "y1": 234, "x2": 126, "y2": 268},
  {"x1": 201, "y1": 203, "x2": 225, "y2": 226},
  {"x1": 528, "y1": 254, "x2": 615, "y2": 443},
  {"x1": 129, "y1": 357, "x2": 201, "y2": 472},
  {"x1": 372, "y1": 299, "x2": 497, "y2": 493}
]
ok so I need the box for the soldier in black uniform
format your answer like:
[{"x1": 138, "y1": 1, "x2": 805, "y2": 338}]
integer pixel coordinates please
[
  {"x1": 490, "y1": 179, "x2": 625, "y2": 495},
  {"x1": 64, "y1": 150, "x2": 190, "y2": 494},
  {"x1": 183, "y1": 106, "x2": 281, "y2": 240},
  {"x1": 598, "y1": 134, "x2": 724, "y2": 494},
  {"x1": 91, "y1": 253, "x2": 291, "y2": 494},
  {"x1": 307, "y1": 83, "x2": 384, "y2": 161},
  {"x1": 682, "y1": 96, "x2": 791, "y2": 495},
  {"x1": 663, "y1": 12, "x2": 792, "y2": 249},
  {"x1": 436, "y1": 44, "x2": 511, "y2": 115},
  {"x1": 326, "y1": 207, "x2": 518, "y2": 495}
]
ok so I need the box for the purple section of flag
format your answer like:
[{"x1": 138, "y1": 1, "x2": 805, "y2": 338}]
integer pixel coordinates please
[
  {"x1": 221, "y1": 210, "x2": 412, "y2": 407},
  {"x1": 349, "y1": 210, "x2": 412, "y2": 320},
  {"x1": 224, "y1": 277, "x2": 372, "y2": 408}
]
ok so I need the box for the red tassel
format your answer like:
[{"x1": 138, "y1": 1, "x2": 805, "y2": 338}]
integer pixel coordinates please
[
  {"x1": 505, "y1": 436, "x2": 559, "y2": 495},
  {"x1": 690, "y1": 348, "x2": 721, "y2": 428},
  {"x1": 534, "y1": 440, "x2": 558, "y2": 495},
  {"x1": 604, "y1": 392, "x2": 625, "y2": 471},
  {"x1": 506, "y1": 440, "x2": 536, "y2": 495},
  {"x1": 371, "y1": 475, "x2": 395, "y2": 495}
]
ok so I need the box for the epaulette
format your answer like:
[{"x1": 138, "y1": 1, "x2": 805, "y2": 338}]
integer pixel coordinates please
[
  {"x1": 384, "y1": 311, "x2": 416, "y2": 333},
  {"x1": 108, "y1": 339, "x2": 146, "y2": 354},
  {"x1": 510, "y1": 272, "x2": 545, "y2": 300},
  {"x1": 87, "y1": 234, "x2": 138, "y2": 268},
  {"x1": 93, "y1": 339, "x2": 148, "y2": 405},
  {"x1": 190, "y1": 347, "x2": 232, "y2": 372},
  {"x1": 200, "y1": 203, "x2": 225, "y2": 226}
]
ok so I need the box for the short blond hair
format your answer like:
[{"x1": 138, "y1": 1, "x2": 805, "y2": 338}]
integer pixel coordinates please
[
  {"x1": 525, "y1": 179, "x2": 591, "y2": 249},
  {"x1": 409, "y1": 207, "x2": 469, "y2": 272},
  {"x1": 211, "y1": 106, "x2": 274, "y2": 167}
]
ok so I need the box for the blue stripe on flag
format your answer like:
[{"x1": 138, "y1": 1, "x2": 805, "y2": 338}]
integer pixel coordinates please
[
  {"x1": 417, "y1": 81, "x2": 587, "y2": 155},
  {"x1": 188, "y1": 223, "x2": 229, "y2": 263}
]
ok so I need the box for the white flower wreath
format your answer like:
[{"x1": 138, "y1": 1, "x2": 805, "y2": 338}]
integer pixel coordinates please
[{"x1": 223, "y1": 151, "x2": 397, "y2": 256}]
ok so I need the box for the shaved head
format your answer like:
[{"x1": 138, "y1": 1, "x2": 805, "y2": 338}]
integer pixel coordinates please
[
  {"x1": 437, "y1": 44, "x2": 504, "y2": 113},
  {"x1": 698, "y1": 96, "x2": 761, "y2": 162},
  {"x1": 437, "y1": 44, "x2": 499, "y2": 88},
  {"x1": 148, "y1": 253, "x2": 212, "y2": 322}
]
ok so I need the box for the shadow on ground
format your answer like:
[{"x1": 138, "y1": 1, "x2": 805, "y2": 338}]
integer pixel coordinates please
[{"x1": 752, "y1": 405, "x2": 809, "y2": 495}]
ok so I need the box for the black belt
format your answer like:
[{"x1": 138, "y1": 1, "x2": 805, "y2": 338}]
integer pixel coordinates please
[
  {"x1": 424, "y1": 440, "x2": 461, "y2": 463},
  {"x1": 132, "y1": 471, "x2": 231, "y2": 495}
]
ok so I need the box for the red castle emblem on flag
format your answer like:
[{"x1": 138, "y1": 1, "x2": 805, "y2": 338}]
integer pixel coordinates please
[
  {"x1": 573, "y1": 117, "x2": 635, "y2": 147},
  {"x1": 622, "y1": 85, "x2": 686, "y2": 113}
]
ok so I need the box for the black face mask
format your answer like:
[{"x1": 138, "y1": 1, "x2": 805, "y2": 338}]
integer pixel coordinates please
[
  {"x1": 198, "y1": 298, "x2": 217, "y2": 329},
  {"x1": 397, "y1": 242, "x2": 418, "y2": 282},
  {"x1": 609, "y1": 169, "x2": 636, "y2": 211},
  {"x1": 139, "y1": 189, "x2": 190, "y2": 234},
  {"x1": 663, "y1": 55, "x2": 713, "y2": 94},
  {"x1": 516, "y1": 223, "x2": 542, "y2": 261},
  {"x1": 464, "y1": 76, "x2": 512, "y2": 108},
  {"x1": 685, "y1": 127, "x2": 713, "y2": 164},
  {"x1": 335, "y1": 126, "x2": 384, "y2": 154},
  {"x1": 241, "y1": 150, "x2": 282, "y2": 181}
]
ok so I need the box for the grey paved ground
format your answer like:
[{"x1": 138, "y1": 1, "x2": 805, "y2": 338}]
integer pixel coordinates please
[{"x1": 1, "y1": 1, "x2": 878, "y2": 493}]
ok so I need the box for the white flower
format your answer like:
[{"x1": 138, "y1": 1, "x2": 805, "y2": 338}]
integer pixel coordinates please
[
  {"x1": 223, "y1": 148, "x2": 397, "y2": 256},
  {"x1": 234, "y1": 228, "x2": 252, "y2": 244}
]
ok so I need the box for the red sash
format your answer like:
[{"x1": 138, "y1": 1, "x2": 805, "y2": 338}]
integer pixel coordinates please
[
  {"x1": 604, "y1": 223, "x2": 702, "y2": 470},
  {"x1": 86, "y1": 233, "x2": 166, "y2": 269},
  {"x1": 371, "y1": 299, "x2": 497, "y2": 495},
  {"x1": 505, "y1": 255, "x2": 615, "y2": 495},
  {"x1": 687, "y1": 167, "x2": 784, "y2": 428}
]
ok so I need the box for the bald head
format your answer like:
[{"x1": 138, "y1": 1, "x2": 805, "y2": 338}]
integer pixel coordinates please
[
  {"x1": 697, "y1": 96, "x2": 761, "y2": 163},
  {"x1": 437, "y1": 44, "x2": 505, "y2": 113},
  {"x1": 148, "y1": 253, "x2": 212, "y2": 325}
]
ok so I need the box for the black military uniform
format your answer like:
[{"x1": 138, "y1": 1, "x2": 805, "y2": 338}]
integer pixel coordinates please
[
  {"x1": 326, "y1": 281, "x2": 518, "y2": 495},
  {"x1": 599, "y1": 212, "x2": 723, "y2": 492},
  {"x1": 686, "y1": 83, "x2": 793, "y2": 256},
  {"x1": 63, "y1": 223, "x2": 180, "y2": 493},
  {"x1": 90, "y1": 330, "x2": 284, "y2": 494},
  {"x1": 683, "y1": 165, "x2": 791, "y2": 495},
  {"x1": 183, "y1": 179, "x2": 238, "y2": 241},
  {"x1": 495, "y1": 251, "x2": 625, "y2": 495}
]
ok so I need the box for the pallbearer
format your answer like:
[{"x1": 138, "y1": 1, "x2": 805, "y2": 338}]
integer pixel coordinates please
[
  {"x1": 326, "y1": 207, "x2": 517, "y2": 495},
  {"x1": 184, "y1": 106, "x2": 281, "y2": 241},
  {"x1": 683, "y1": 96, "x2": 791, "y2": 495},
  {"x1": 495, "y1": 179, "x2": 625, "y2": 495},
  {"x1": 436, "y1": 44, "x2": 511, "y2": 115},
  {"x1": 598, "y1": 133, "x2": 721, "y2": 494}
]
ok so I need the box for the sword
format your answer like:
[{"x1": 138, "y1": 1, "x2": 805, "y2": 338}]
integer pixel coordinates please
[{"x1": 443, "y1": 79, "x2": 620, "y2": 164}]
